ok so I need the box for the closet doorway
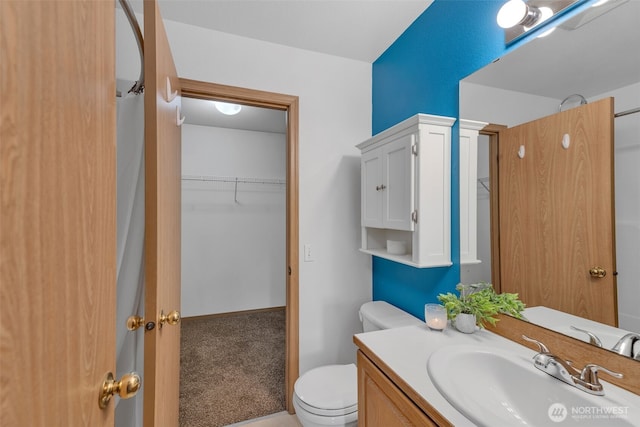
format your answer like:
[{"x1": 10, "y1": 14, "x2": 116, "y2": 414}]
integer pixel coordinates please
[{"x1": 178, "y1": 79, "x2": 299, "y2": 424}]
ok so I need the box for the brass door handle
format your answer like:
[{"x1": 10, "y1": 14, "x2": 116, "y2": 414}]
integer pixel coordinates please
[
  {"x1": 589, "y1": 267, "x2": 606, "y2": 278},
  {"x1": 99, "y1": 372, "x2": 140, "y2": 409},
  {"x1": 159, "y1": 310, "x2": 181, "y2": 328}
]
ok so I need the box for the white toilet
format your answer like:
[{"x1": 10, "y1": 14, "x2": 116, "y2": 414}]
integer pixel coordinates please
[{"x1": 293, "y1": 301, "x2": 423, "y2": 427}]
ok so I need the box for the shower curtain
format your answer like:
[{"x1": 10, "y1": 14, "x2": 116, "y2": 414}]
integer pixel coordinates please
[{"x1": 115, "y1": 91, "x2": 145, "y2": 427}]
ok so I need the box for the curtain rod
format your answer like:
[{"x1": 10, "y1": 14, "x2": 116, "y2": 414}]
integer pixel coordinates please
[{"x1": 118, "y1": 0, "x2": 144, "y2": 94}]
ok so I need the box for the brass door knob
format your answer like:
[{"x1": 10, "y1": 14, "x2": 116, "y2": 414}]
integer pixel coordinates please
[
  {"x1": 127, "y1": 315, "x2": 144, "y2": 331},
  {"x1": 159, "y1": 310, "x2": 181, "y2": 328},
  {"x1": 99, "y1": 372, "x2": 140, "y2": 409},
  {"x1": 127, "y1": 315, "x2": 156, "y2": 331},
  {"x1": 589, "y1": 267, "x2": 606, "y2": 278}
]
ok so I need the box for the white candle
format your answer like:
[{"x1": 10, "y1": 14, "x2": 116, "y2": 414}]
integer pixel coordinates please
[
  {"x1": 427, "y1": 317, "x2": 446, "y2": 330},
  {"x1": 425, "y1": 303, "x2": 447, "y2": 331}
]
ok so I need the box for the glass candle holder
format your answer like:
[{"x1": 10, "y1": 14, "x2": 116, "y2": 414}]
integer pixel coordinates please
[{"x1": 425, "y1": 304, "x2": 447, "y2": 331}]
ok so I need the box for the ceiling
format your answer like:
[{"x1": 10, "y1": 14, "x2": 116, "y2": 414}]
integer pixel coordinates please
[
  {"x1": 130, "y1": 0, "x2": 433, "y2": 63},
  {"x1": 464, "y1": 0, "x2": 640, "y2": 100},
  {"x1": 182, "y1": 98, "x2": 288, "y2": 133},
  {"x1": 125, "y1": 0, "x2": 433, "y2": 131},
  {"x1": 127, "y1": 0, "x2": 638, "y2": 131}
]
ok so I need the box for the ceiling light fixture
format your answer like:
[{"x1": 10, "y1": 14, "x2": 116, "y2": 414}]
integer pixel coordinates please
[
  {"x1": 213, "y1": 101, "x2": 242, "y2": 116},
  {"x1": 497, "y1": 0, "x2": 582, "y2": 43}
]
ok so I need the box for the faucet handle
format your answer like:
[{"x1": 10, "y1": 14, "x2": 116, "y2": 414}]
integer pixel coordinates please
[
  {"x1": 579, "y1": 363, "x2": 623, "y2": 386},
  {"x1": 522, "y1": 335, "x2": 550, "y2": 353},
  {"x1": 570, "y1": 326, "x2": 603, "y2": 347}
]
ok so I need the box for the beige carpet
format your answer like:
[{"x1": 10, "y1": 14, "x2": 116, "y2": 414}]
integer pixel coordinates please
[{"x1": 179, "y1": 308, "x2": 286, "y2": 427}]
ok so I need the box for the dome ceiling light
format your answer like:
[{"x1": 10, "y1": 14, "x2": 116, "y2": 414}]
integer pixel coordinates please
[{"x1": 213, "y1": 101, "x2": 242, "y2": 116}]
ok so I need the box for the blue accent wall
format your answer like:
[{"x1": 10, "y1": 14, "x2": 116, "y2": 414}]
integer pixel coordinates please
[{"x1": 371, "y1": 0, "x2": 594, "y2": 320}]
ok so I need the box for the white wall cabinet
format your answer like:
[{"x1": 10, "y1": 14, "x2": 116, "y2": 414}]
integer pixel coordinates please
[
  {"x1": 459, "y1": 119, "x2": 487, "y2": 265},
  {"x1": 357, "y1": 114, "x2": 455, "y2": 268},
  {"x1": 361, "y1": 133, "x2": 415, "y2": 231}
]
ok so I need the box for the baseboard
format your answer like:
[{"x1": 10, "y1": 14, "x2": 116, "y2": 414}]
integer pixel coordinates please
[{"x1": 181, "y1": 306, "x2": 286, "y2": 323}]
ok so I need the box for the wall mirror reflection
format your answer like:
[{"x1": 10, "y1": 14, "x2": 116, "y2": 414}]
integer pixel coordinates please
[{"x1": 459, "y1": 0, "x2": 639, "y2": 360}]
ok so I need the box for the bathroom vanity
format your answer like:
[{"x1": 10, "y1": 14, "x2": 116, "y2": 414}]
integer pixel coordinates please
[{"x1": 354, "y1": 321, "x2": 640, "y2": 426}]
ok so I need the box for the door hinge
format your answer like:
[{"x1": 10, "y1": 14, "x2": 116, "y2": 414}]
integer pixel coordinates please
[{"x1": 411, "y1": 210, "x2": 418, "y2": 223}]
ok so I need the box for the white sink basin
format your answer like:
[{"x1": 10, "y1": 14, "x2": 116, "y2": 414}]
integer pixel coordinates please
[{"x1": 427, "y1": 344, "x2": 640, "y2": 426}]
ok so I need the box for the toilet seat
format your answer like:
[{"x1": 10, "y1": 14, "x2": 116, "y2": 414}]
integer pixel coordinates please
[{"x1": 294, "y1": 364, "x2": 357, "y2": 417}]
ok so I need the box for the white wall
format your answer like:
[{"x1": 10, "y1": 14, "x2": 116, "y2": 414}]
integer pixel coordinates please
[
  {"x1": 598, "y1": 82, "x2": 640, "y2": 333},
  {"x1": 460, "y1": 134, "x2": 491, "y2": 284},
  {"x1": 460, "y1": 81, "x2": 640, "y2": 333},
  {"x1": 181, "y1": 124, "x2": 286, "y2": 317},
  {"x1": 116, "y1": 12, "x2": 373, "y2": 373}
]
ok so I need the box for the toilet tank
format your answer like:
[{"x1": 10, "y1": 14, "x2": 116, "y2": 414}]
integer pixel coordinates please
[{"x1": 359, "y1": 301, "x2": 423, "y2": 332}]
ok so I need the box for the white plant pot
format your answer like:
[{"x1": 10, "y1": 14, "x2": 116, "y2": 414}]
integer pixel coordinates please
[{"x1": 454, "y1": 313, "x2": 477, "y2": 334}]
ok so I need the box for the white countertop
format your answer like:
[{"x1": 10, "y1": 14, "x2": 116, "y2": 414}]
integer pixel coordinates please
[
  {"x1": 354, "y1": 322, "x2": 640, "y2": 426},
  {"x1": 524, "y1": 306, "x2": 638, "y2": 350}
]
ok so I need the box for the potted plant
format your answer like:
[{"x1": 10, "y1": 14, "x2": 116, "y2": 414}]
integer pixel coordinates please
[{"x1": 437, "y1": 283, "x2": 525, "y2": 333}]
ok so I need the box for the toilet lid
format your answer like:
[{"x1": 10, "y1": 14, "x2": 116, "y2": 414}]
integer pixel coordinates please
[{"x1": 294, "y1": 364, "x2": 357, "y2": 416}]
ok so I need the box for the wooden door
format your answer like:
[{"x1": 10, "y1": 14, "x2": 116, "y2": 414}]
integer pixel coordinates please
[
  {"x1": 1, "y1": 1, "x2": 116, "y2": 425},
  {"x1": 499, "y1": 98, "x2": 617, "y2": 325},
  {"x1": 143, "y1": 1, "x2": 182, "y2": 426}
]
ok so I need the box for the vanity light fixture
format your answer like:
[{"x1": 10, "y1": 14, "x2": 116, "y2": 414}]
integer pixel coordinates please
[
  {"x1": 213, "y1": 101, "x2": 242, "y2": 115},
  {"x1": 497, "y1": 0, "x2": 546, "y2": 29},
  {"x1": 497, "y1": 0, "x2": 583, "y2": 43}
]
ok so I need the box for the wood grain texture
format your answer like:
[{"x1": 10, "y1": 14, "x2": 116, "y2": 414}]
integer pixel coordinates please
[
  {"x1": 498, "y1": 98, "x2": 617, "y2": 325},
  {"x1": 488, "y1": 314, "x2": 640, "y2": 395},
  {"x1": 357, "y1": 351, "x2": 440, "y2": 427},
  {"x1": 144, "y1": 1, "x2": 182, "y2": 426},
  {"x1": 0, "y1": 0, "x2": 116, "y2": 425},
  {"x1": 180, "y1": 78, "x2": 300, "y2": 414}
]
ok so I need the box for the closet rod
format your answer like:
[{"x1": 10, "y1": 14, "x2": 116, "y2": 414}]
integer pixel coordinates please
[
  {"x1": 181, "y1": 175, "x2": 285, "y2": 185},
  {"x1": 615, "y1": 107, "x2": 640, "y2": 118},
  {"x1": 118, "y1": 0, "x2": 144, "y2": 94}
]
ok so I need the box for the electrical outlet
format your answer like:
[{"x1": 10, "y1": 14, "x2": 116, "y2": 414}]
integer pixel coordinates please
[{"x1": 304, "y1": 244, "x2": 314, "y2": 262}]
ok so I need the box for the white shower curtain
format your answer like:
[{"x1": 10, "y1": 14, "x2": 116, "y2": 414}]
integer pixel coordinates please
[{"x1": 115, "y1": 91, "x2": 145, "y2": 427}]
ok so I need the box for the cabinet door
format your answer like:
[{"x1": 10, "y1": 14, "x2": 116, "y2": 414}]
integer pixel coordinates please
[
  {"x1": 383, "y1": 134, "x2": 415, "y2": 231},
  {"x1": 362, "y1": 149, "x2": 384, "y2": 228},
  {"x1": 357, "y1": 351, "x2": 438, "y2": 427}
]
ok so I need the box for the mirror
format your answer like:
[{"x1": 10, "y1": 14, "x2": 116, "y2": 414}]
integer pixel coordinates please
[{"x1": 459, "y1": 0, "x2": 640, "y2": 358}]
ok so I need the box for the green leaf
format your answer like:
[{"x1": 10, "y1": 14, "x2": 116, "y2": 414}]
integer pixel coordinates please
[{"x1": 437, "y1": 283, "x2": 526, "y2": 329}]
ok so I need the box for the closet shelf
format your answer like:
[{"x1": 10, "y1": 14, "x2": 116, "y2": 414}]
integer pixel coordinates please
[{"x1": 181, "y1": 174, "x2": 285, "y2": 185}]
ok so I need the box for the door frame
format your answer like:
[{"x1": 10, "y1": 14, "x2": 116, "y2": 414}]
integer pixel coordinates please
[
  {"x1": 179, "y1": 78, "x2": 299, "y2": 413},
  {"x1": 479, "y1": 124, "x2": 506, "y2": 294}
]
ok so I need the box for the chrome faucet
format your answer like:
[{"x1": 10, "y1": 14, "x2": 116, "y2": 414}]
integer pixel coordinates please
[
  {"x1": 522, "y1": 335, "x2": 623, "y2": 396},
  {"x1": 612, "y1": 333, "x2": 640, "y2": 360}
]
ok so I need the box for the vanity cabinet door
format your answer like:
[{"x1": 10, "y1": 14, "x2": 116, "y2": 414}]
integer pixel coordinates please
[{"x1": 357, "y1": 351, "x2": 438, "y2": 427}]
